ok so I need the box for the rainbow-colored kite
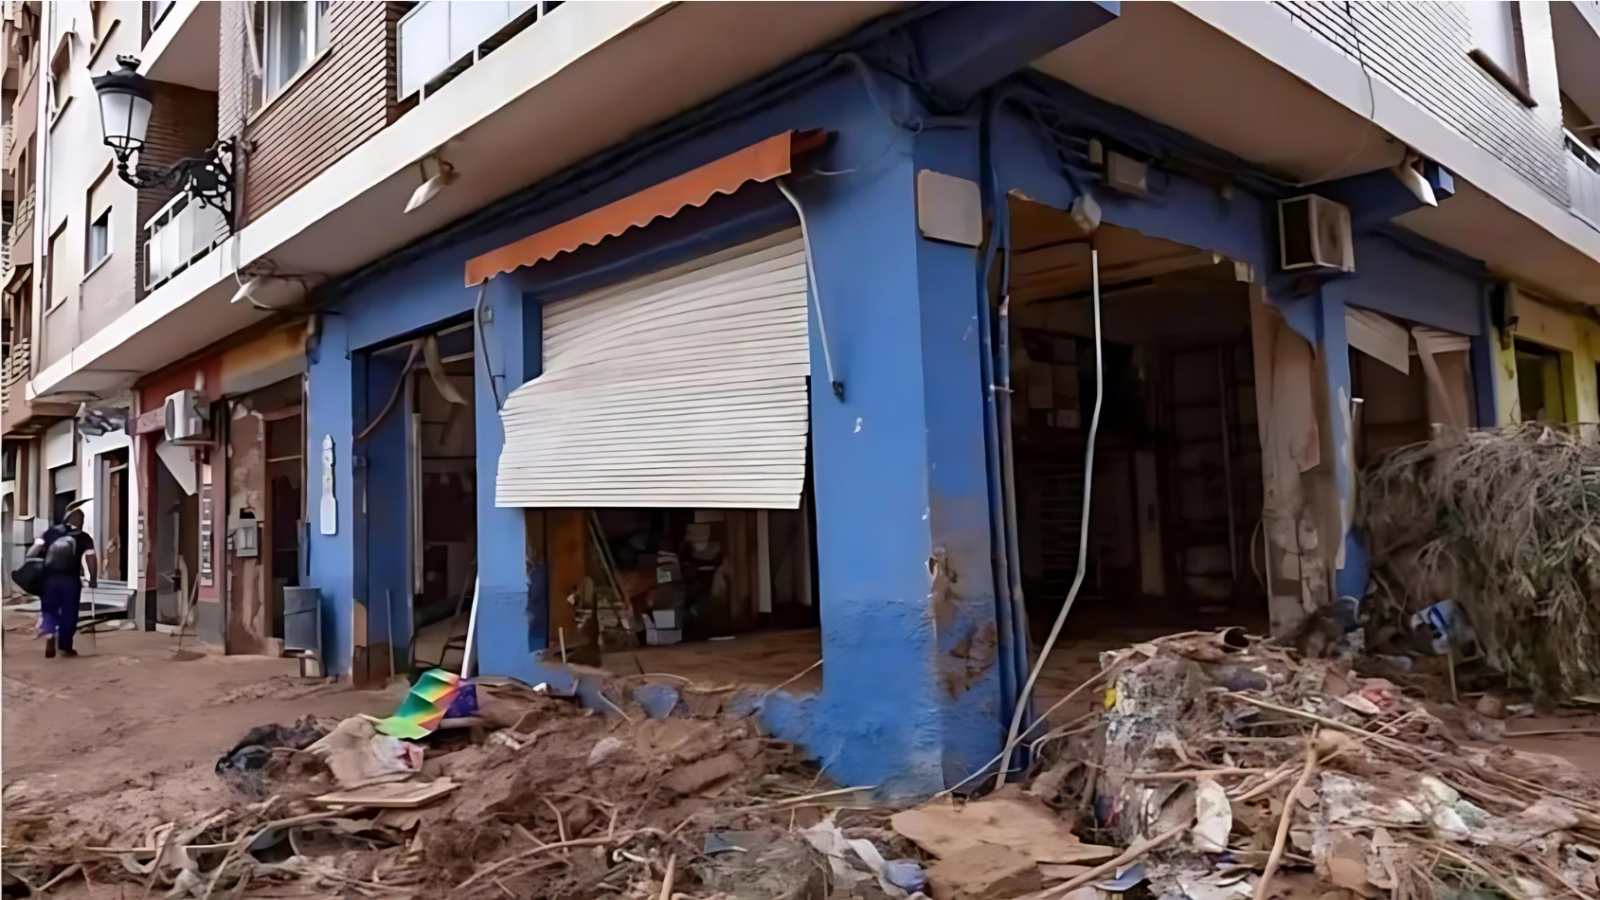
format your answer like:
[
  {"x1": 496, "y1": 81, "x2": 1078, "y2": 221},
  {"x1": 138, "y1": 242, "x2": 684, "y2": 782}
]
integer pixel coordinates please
[{"x1": 376, "y1": 669, "x2": 464, "y2": 739}]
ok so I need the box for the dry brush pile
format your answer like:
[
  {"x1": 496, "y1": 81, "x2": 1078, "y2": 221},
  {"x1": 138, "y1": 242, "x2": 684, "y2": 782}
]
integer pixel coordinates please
[{"x1": 1358, "y1": 423, "x2": 1600, "y2": 699}]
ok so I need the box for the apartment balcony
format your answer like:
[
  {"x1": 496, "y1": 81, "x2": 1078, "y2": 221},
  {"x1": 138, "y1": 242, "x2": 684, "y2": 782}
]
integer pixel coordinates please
[
  {"x1": 143, "y1": 193, "x2": 225, "y2": 292},
  {"x1": 1569, "y1": 133, "x2": 1600, "y2": 232},
  {"x1": 1555, "y1": 1, "x2": 1600, "y2": 177},
  {"x1": 1, "y1": 337, "x2": 25, "y2": 416},
  {"x1": 29, "y1": 1, "x2": 900, "y2": 397},
  {"x1": 398, "y1": 1, "x2": 555, "y2": 102},
  {"x1": 0, "y1": 337, "x2": 72, "y2": 437},
  {"x1": 8, "y1": 185, "x2": 33, "y2": 271},
  {"x1": 139, "y1": 0, "x2": 220, "y2": 91}
]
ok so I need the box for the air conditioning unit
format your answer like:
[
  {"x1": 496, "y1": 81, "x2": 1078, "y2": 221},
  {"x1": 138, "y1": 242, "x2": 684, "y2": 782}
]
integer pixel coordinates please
[
  {"x1": 164, "y1": 390, "x2": 207, "y2": 442},
  {"x1": 1278, "y1": 194, "x2": 1355, "y2": 273}
]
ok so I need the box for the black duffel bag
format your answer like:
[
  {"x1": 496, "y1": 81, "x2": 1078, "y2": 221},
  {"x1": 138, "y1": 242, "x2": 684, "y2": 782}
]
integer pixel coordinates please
[{"x1": 11, "y1": 557, "x2": 45, "y2": 596}]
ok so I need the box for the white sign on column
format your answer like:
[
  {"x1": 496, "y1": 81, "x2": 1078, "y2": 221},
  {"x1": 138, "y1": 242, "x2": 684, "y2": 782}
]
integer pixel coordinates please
[{"x1": 320, "y1": 435, "x2": 337, "y2": 536}]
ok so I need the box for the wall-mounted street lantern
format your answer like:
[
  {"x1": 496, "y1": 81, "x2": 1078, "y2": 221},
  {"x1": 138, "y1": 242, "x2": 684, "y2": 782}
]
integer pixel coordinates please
[{"x1": 93, "y1": 55, "x2": 237, "y2": 228}]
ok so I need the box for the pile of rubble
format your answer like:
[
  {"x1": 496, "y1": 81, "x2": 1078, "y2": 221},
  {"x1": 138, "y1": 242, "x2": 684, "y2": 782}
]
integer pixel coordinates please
[
  {"x1": 2, "y1": 676, "x2": 876, "y2": 899},
  {"x1": 9, "y1": 631, "x2": 1600, "y2": 899},
  {"x1": 998, "y1": 630, "x2": 1600, "y2": 900}
]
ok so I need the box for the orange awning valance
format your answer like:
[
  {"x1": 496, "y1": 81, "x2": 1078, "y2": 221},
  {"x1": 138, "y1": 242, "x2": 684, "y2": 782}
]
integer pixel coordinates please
[{"x1": 464, "y1": 130, "x2": 825, "y2": 286}]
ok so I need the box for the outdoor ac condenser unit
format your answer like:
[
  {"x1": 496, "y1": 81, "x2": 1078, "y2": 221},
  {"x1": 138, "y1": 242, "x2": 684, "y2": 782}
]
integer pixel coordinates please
[
  {"x1": 163, "y1": 389, "x2": 207, "y2": 442},
  {"x1": 1278, "y1": 194, "x2": 1355, "y2": 273}
]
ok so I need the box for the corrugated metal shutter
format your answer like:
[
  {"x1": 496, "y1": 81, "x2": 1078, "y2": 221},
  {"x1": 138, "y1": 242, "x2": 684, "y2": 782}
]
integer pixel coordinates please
[
  {"x1": 1345, "y1": 307, "x2": 1411, "y2": 375},
  {"x1": 497, "y1": 230, "x2": 810, "y2": 509}
]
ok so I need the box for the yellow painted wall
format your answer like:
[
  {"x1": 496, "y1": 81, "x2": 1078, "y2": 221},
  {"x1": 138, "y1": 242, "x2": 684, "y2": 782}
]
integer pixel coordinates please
[{"x1": 1492, "y1": 287, "x2": 1600, "y2": 425}]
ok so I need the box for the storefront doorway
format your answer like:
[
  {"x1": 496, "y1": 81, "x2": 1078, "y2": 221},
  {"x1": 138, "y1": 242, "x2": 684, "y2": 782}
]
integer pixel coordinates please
[
  {"x1": 1001, "y1": 206, "x2": 1269, "y2": 701},
  {"x1": 224, "y1": 376, "x2": 305, "y2": 653},
  {"x1": 356, "y1": 321, "x2": 478, "y2": 680},
  {"x1": 153, "y1": 440, "x2": 199, "y2": 628},
  {"x1": 494, "y1": 230, "x2": 824, "y2": 688}
]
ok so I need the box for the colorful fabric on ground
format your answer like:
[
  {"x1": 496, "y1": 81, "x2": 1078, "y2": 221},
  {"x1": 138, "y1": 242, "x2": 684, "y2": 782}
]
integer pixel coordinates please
[{"x1": 376, "y1": 669, "x2": 463, "y2": 739}]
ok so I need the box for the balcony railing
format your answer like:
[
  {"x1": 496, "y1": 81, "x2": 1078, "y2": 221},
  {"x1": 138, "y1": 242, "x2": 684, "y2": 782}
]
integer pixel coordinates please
[
  {"x1": 1566, "y1": 131, "x2": 1600, "y2": 232},
  {"x1": 144, "y1": 192, "x2": 225, "y2": 291},
  {"x1": 3, "y1": 338, "x2": 31, "y2": 413},
  {"x1": 397, "y1": 1, "x2": 561, "y2": 102},
  {"x1": 9, "y1": 186, "x2": 34, "y2": 265}
]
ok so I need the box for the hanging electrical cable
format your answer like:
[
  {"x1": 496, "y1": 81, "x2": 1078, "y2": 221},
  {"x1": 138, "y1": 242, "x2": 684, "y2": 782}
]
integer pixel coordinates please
[
  {"x1": 474, "y1": 284, "x2": 503, "y2": 411},
  {"x1": 993, "y1": 184, "x2": 1033, "y2": 722},
  {"x1": 354, "y1": 340, "x2": 422, "y2": 442},
  {"x1": 996, "y1": 241, "x2": 1104, "y2": 789},
  {"x1": 775, "y1": 178, "x2": 844, "y2": 400}
]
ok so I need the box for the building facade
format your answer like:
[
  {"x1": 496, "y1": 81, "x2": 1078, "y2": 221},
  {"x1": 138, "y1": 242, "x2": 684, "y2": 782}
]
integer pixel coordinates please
[{"x1": 4, "y1": 1, "x2": 1600, "y2": 794}]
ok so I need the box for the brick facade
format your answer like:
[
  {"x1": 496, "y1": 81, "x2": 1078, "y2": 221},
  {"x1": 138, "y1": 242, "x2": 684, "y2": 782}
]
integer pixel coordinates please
[{"x1": 217, "y1": 1, "x2": 403, "y2": 227}]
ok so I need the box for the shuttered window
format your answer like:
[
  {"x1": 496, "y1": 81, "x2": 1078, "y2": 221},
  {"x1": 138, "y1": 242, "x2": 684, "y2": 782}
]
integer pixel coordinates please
[{"x1": 497, "y1": 230, "x2": 810, "y2": 509}]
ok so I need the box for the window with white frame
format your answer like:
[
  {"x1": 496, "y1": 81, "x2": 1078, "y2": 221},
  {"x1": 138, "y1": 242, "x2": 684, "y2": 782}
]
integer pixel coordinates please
[
  {"x1": 1467, "y1": 1, "x2": 1535, "y2": 105},
  {"x1": 260, "y1": 1, "x2": 331, "y2": 101}
]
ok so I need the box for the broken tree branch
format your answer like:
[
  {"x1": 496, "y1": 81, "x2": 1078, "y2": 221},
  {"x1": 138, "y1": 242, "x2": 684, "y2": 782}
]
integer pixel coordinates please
[
  {"x1": 658, "y1": 854, "x2": 678, "y2": 900},
  {"x1": 456, "y1": 834, "x2": 636, "y2": 892},
  {"x1": 1022, "y1": 822, "x2": 1190, "y2": 900},
  {"x1": 1254, "y1": 736, "x2": 1318, "y2": 900}
]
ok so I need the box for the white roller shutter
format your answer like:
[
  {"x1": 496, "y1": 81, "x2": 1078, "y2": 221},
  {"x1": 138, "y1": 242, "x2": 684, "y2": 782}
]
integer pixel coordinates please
[
  {"x1": 497, "y1": 230, "x2": 810, "y2": 509},
  {"x1": 1345, "y1": 307, "x2": 1411, "y2": 375}
]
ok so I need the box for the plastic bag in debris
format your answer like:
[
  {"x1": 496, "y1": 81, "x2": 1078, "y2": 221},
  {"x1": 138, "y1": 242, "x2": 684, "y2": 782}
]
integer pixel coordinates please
[
  {"x1": 215, "y1": 717, "x2": 328, "y2": 799},
  {"x1": 305, "y1": 716, "x2": 423, "y2": 789},
  {"x1": 802, "y1": 816, "x2": 929, "y2": 899},
  {"x1": 1409, "y1": 599, "x2": 1476, "y2": 655}
]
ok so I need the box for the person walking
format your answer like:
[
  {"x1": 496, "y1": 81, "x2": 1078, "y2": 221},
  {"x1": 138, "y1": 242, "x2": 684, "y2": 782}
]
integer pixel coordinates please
[{"x1": 29, "y1": 502, "x2": 97, "y2": 658}]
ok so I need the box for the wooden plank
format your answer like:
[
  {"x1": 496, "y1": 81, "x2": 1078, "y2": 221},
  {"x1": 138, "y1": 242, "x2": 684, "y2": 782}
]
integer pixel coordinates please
[
  {"x1": 546, "y1": 508, "x2": 585, "y2": 656},
  {"x1": 314, "y1": 779, "x2": 458, "y2": 808}
]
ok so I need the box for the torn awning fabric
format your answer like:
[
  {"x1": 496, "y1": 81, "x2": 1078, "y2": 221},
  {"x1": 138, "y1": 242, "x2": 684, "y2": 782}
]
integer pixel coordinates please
[{"x1": 462, "y1": 130, "x2": 827, "y2": 287}]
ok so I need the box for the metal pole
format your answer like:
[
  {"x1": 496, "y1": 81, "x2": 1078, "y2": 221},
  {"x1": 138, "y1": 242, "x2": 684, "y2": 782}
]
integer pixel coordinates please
[{"x1": 1216, "y1": 345, "x2": 1239, "y2": 586}]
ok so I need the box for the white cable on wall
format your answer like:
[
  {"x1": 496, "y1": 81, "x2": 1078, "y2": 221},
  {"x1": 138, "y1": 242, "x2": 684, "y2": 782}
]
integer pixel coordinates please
[
  {"x1": 996, "y1": 246, "x2": 1103, "y2": 788},
  {"x1": 775, "y1": 178, "x2": 844, "y2": 400}
]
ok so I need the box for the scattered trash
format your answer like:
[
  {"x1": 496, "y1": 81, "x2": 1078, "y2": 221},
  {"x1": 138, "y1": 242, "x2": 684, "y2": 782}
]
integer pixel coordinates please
[
  {"x1": 313, "y1": 778, "x2": 458, "y2": 808},
  {"x1": 6, "y1": 668, "x2": 843, "y2": 899},
  {"x1": 633, "y1": 682, "x2": 683, "y2": 719},
  {"x1": 890, "y1": 790, "x2": 1115, "y2": 865},
  {"x1": 15, "y1": 628, "x2": 1600, "y2": 900},
  {"x1": 305, "y1": 715, "x2": 422, "y2": 788},
  {"x1": 1410, "y1": 598, "x2": 1476, "y2": 656},
  {"x1": 213, "y1": 716, "x2": 328, "y2": 799},
  {"x1": 802, "y1": 816, "x2": 927, "y2": 898}
]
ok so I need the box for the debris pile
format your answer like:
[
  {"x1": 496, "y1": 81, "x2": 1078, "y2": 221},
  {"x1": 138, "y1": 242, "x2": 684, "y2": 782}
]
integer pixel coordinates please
[
  {"x1": 11, "y1": 631, "x2": 1600, "y2": 899},
  {"x1": 1001, "y1": 631, "x2": 1600, "y2": 900},
  {"x1": 1359, "y1": 423, "x2": 1600, "y2": 698},
  {"x1": 1, "y1": 676, "x2": 871, "y2": 899}
]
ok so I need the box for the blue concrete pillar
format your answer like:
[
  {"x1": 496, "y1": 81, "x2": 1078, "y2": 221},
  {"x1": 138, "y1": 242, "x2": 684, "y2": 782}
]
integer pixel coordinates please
[
  {"x1": 791, "y1": 117, "x2": 1003, "y2": 795},
  {"x1": 306, "y1": 313, "x2": 356, "y2": 675},
  {"x1": 1318, "y1": 292, "x2": 1355, "y2": 520},
  {"x1": 472, "y1": 277, "x2": 542, "y2": 681}
]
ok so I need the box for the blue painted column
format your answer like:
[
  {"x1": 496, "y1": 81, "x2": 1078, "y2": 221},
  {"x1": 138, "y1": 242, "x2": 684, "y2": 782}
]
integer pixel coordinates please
[
  {"x1": 472, "y1": 277, "x2": 541, "y2": 681},
  {"x1": 306, "y1": 313, "x2": 356, "y2": 676},
  {"x1": 1316, "y1": 291, "x2": 1359, "y2": 598},
  {"x1": 788, "y1": 110, "x2": 1003, "y2": 796},
  {"x1": 1318, "y1": 291, "x2": 1355, "y2": 522}
]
